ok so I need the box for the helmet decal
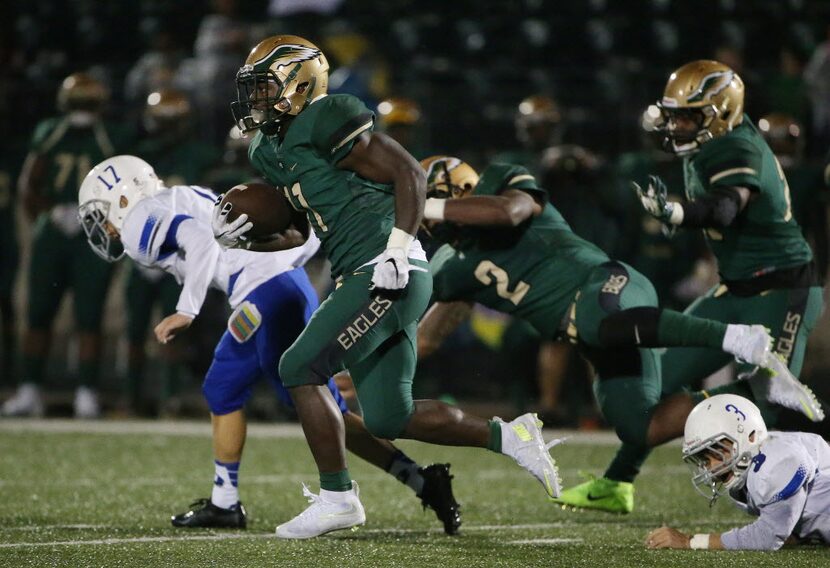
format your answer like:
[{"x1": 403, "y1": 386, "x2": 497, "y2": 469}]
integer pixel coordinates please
[
  {"x1": 256, "y1": 44, "x2": 321, "y2": 69},
  {"x1": 687, "y1": 70, "x2": 734, "y2": 104}
]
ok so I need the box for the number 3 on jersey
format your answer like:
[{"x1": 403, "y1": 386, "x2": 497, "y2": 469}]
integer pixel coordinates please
[{"x1": 474, "y1": 260, "x2": 530, "y2": 306}]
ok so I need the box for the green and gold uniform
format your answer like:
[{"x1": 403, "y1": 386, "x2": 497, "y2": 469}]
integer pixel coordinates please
[
  {"x1": 26, "y1": 117, "x2": 131, "y2": 332},
  {"x1": 0, "y1": 151, "x2": 21, "y2": 380},
  {"x1": 605, "y1": 117, "x2": 826, "y2": 484},
  {"x1": 662, "y1": 116, "x2": 823, "y2": 396},
  {"x1": 429, "y1": 164, "x2": 728, "y2": 459},
  {"x1": 124, "y1": 137, "x2": 217, "y2": 406},
  {"x1": 248, "y1": 94, "x2": 431, "y2": 439},
  {"x1": 23, "y1": 116, "x2": 131, "y2": 388}
]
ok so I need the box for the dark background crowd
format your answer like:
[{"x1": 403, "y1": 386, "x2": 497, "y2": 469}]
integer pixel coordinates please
[{"x1": 1, "y1": 0, "x2": 830, "y2": 425}]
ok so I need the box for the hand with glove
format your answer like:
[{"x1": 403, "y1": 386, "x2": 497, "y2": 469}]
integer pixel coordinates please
[
  {"x1": 211, "y1": 195, "x2": 253, "y2": 249},
  {"x1": 631, "y1": 175, "x2": 684, "y2": 227},
  {"x1": 372, "y1": 227, "x2": 413, "y2": 290}
]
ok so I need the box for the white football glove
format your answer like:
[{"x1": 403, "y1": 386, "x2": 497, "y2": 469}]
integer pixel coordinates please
[
  {"x1": 371, "y1": 247, "x2": 410, "y2": 290},
  {"x1": 211, "y1": 196, "x2": 253, "y2": 249}
]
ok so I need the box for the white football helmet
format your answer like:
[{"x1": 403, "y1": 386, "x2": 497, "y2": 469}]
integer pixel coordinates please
[
  {"x1": 682, "y1": 394, "x2": 768, "y2": 504},
  {"x1": 78, "y1": 155, "x2": 165, "y2": 261}
]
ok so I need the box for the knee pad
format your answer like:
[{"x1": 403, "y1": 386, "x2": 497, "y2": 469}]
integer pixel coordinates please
[{"x1": 598, "y1": 307, "x2": 661, "y2": 348}]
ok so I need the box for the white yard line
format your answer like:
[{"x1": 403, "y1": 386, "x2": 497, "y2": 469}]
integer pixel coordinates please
[
  {"x1": 0, "y1": 419, "x2": 663, "y2": 446},
  {"x1": 0, "y1": 520, "x2": 740, "y2": 548}
]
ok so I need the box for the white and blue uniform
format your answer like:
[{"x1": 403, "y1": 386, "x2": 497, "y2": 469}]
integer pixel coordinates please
[
  {"x1": 120, "y1": 184, "x2": 349, "y2": 415},
  {"x1": 724, "y1": 431, "x2": 830, "y2": 550}
]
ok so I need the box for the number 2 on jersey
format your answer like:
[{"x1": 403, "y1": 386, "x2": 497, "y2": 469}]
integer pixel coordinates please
[{"x1": 474, "y1": 260, "x2": 530, "y2": 306}]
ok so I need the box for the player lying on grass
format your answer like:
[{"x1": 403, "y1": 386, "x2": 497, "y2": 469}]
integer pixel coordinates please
[
  {"x1": 215, "y1": 34, "x2": 564, "y2": 539},
  {"x1": 77, "y1": 155, "x2": 462, "y2": 534},
  {"x1": 413, "y1": 156, "x2": 822, "y2": 514},
  {"x1": 646, "y1": 394, "x2": 830, "y2": 550}
]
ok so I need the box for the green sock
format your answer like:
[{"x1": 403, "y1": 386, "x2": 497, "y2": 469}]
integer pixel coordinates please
[
  {"x1": 78, "y1": 359, "x2": 99, "y2": 388},
  {"x1": 658, "y1": 309, "x2": 727, "y2": 349},
  {"x1": 487, "y1": 420, "x2": 502, "y2": 453},
  {"x1": 604, "y1": 443, "x2": 651, "y2": 483},
  {"x1": 21, "y1": 354, "x2": 46, "y2": 385},
  {"x1": 320, "y1": 469, "x2": 352, "y2": 492}
]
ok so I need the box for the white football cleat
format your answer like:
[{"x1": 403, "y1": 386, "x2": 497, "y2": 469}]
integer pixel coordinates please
[
  {"x1": 276, "y1": 481, "x2": 366, "y2": 539},
  {"x1": 497, "y1": 413, "x2": 564, "y2": 498},
  {"x1": 1, "y1": 383, "x2": 44, "y2": 417},
  {"x1": 723, "y1": 324, "x2": 772, "y2": 366},
  {"x1": 73, "y1": 386, "x2": 100, "y2": 419},
  {"x1": 753, "y1": 354, "x2": 825, "y2": 423}
]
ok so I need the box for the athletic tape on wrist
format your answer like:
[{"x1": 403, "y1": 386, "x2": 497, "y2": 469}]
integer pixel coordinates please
[
  {"x1": 423, "y1": 198, "x2": 446, "y2": 221},
  {"x1": 689, "y1": 534, "x2": 709, "y2": 550},
  {"x1": 387, "y1": 227, "x2": 414, "y2": 253}
]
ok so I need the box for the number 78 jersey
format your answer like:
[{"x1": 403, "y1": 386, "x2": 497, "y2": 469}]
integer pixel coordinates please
[
  {"x1": 682, "y1": 114, "x2": 812, "y2": 281},
  {"x1": 248, "y1": 93, "x2": 396, "y2": 279}
]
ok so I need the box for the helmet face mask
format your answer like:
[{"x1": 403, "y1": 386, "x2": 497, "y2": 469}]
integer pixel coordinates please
[
  {"x1": 231, "y1": 36, "x2": 329, "y2": 135},
  {"x1": 683, "y1": 433, "x2": 749, "y2": 504},
  {"x1": 78, "y1": 200, "x2": 124, "y2": 262}
]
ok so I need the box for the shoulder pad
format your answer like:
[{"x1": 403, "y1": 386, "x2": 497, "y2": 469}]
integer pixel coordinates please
[
  {"x1": 747, "y1": 437, "x2": 812, "y2": 506},
  {"x1": 121, "y1": 199, "x2": 173, "y2": 265},
  {"x1": 310, "y1": 94, "x2": 375, "y2": 161}
]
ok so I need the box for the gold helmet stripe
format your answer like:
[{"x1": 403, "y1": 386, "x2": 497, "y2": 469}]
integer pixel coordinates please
[{"x1": 709, "y1": 167, "x2": 757, "y2": 184}]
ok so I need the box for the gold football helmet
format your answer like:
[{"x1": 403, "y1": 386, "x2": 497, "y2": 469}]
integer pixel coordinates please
[
  {"x1": 420, "y1": 156, "x2": 480, "y2": 199},
  {"x1": 232, "y1": 35, "x2": 329, "y2": 134},
  {"x1": 758, "y1": 113, "x2": 803, "y2": 167},
  {"x1": 377, "y1": 97, "x2": 421, "y2": 128},
  {"x1": 516, "y1": 95, "x2": 561, "y2": 149},
  {"x1": 144, "y1": 89, "x2": 191, "y2": 134},
  {"x1": 57, "y1": 72, "x2": 109, "y2": 113},
  {"x1": 658, "y1": 60, "x2": 745, "y2": 155}
]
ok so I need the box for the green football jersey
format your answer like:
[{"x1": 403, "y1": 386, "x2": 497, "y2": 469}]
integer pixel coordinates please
[
  {"x1": 136, "y1": 137, "x2": 219, "y2": 187},
  {"x1": 430, "y1": 164, "x2": 609, "y2": 338},
  {"x1": 683, "y1": 115, "x2": 812, "y2": 281},
  {"x1": 29, "y1": 117, "x2": 130, "y2": 206},
  {"x1": 248, "y1": 94, "x2": 395, "y2": 278}
]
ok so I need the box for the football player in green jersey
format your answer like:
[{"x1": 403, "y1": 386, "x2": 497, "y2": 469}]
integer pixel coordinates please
[
  {"x1": 612, "y1": 60, "x2": 828, "y2": 513},
  {"x1": 417, "y1": 155, "x2": 822, "y2": 515},
  {"x1": 2, "y1": 73, "x2": 131, "y2": 418},
  {"x1": 757, "y1": 113, "x2": 828, "y2": 282},
  {"x1": 126, "y1": 88, "x2": 220, "y2": 415},
  {"x1": 216, "y1": 35, "x2": 565, "y2": 539}
]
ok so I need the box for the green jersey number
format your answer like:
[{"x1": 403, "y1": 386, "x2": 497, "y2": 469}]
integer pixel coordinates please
[
  {"x1": 474, "y1": 260, "x2": 530, "y2": 306},
  {"x1": 289, "y1": 181, "x2": 328, "y2": 233},
  {"x1": 54, "y1": 153, "x2": 91, "y2": 192}
]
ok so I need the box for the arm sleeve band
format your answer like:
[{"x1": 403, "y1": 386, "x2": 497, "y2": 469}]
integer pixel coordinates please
[{"x1": 679, "y1": 186, "x2": 744, "y2": 229}]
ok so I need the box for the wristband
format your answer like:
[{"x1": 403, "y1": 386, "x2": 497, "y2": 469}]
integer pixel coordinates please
[
  {"x1": 689, "y1": 534, "x2": 709, "y2": 550},
  {"x1": 668, "y1": 202, "x2": 684, "y2": 225},
  {"x1": 423, "y1": 198, "x2": 447, "y2": 221},
  {"x1": 387, "y1": 227, "x2": 414, "y2": 253}
]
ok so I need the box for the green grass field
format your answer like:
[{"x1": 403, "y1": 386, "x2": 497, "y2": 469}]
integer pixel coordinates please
[{"x1": 0, "y1": 420, "x2": 827, "y2": 567}]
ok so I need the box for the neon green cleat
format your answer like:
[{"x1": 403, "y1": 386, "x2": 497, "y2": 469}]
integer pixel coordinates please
[{"x1": 552, "y1": 475, "x2": 634, "y2": 514}]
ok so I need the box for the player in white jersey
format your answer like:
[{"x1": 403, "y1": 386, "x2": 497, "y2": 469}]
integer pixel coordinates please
[
  {"x1": 77, "y1": 155, "x2": 462, "y2": 534},
  {"x1": 646, "y1": 393, "x2": 830, "y2": 550}
]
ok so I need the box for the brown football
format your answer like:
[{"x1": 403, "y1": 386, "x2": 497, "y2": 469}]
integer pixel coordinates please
[{"x1": 220, "y1": 182, "x2": 293, "y2": 239}]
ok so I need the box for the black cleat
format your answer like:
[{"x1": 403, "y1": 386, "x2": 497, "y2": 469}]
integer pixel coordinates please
[
  {"x1": 418, "y1": 463, "x2": 462, "y2": 535},
  {"x1": 171, "y1": 498, "x2": 247, "y2": 528}
]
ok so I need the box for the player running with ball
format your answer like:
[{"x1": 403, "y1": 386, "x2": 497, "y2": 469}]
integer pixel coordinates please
[
  {"x1": 78, "y1": 155, "x2": 462, "y2": 534},
  {"x1": 212, "y1": 35, "x2": 564, "y2": 539}
]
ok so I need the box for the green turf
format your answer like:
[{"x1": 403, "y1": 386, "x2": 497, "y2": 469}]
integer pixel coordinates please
[{"x1": 0, "y1": 424, "x2": 827, "y2": 567}]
